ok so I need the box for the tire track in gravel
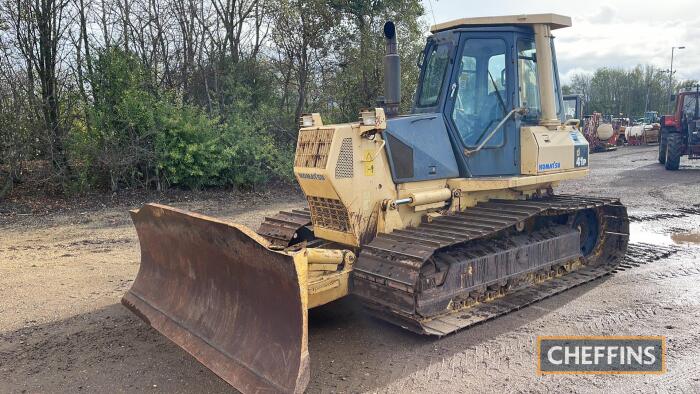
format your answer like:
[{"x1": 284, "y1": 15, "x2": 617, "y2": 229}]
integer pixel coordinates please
[
  {"x1": 615, "y1": 248, "x2": 700, "y2": 284},
  {"x1": 375, "y1": 272, "x2": 700, "y2": 394}
]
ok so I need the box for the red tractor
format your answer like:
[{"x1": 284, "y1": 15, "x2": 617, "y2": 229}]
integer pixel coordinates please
[{"x1": 659, "y1": 88, "x2": 700, "y2": 170}]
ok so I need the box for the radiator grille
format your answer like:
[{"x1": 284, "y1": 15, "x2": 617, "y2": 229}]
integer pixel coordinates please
[
  {"x1": 295, "y1": 128, "x2": 334, "y2": 168},
  {"x1": 307, "y1": 196, "x2": 351, "y2": 233},
  {"x1": 335, "y1": 138, "x2": 354, "y2": 178}
]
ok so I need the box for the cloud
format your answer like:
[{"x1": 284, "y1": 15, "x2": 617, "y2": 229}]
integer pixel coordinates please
[
  {"x1": 555, "y1": 14, "x2": 700, "y2": 82},
  {"x1": 559, "y1": 67, "x2": 592, "y2": 85},
  {"x1": 586, "y1": 5, "x2": 616, "y2": 24},
  {"x1": 425, "y1": 0, "x2": 700, "y2": 82}
]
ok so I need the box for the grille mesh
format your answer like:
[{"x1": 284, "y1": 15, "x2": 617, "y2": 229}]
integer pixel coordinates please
[
  {"x1": 307, "y1": 196, "x2": 351, "y2": 233},
  {"x1": 335, "y1": 138, "x2": 354, "y2": 178},
  {"x1": 295, "y1": 128, "x2": 334, "y2": 168}
]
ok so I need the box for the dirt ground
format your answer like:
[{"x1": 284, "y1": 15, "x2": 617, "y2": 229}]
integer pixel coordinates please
[{"x1": 2, "y1": 145, "x2": 700, "y2": 393}]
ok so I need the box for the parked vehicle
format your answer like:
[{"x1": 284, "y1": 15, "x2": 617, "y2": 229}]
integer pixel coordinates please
[
  {"x1": 583, "y1": 112, "x2": 620, "y2": 152},
  {"x1": 626, "y1": 112, "x2": 660, "y2": 145},
  {"x1": 659, "y1": 87, "x2": 700, "y2": 170}
]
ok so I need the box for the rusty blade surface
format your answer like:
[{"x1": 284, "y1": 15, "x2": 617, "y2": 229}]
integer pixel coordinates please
[{"x1": 122, "y1": 203, "x2": 309, "y2": 393}]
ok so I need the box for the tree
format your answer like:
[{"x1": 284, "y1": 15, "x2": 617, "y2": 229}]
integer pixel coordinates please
[
  {"x1": 3, "y1": 0, "x2": 75, "y2": 188},
  {"x1": 272, "y1": 0, "x2": 337, "y2": 123},
  {"x1": 0, "y1": 0, "x2": 429, "y2": 195},
  {"x1": 562, "y1": 65, "x2": 685, "y2": 118},
  {"x1": 328, "y1": 0, "x2": 425, "y2": 121}
]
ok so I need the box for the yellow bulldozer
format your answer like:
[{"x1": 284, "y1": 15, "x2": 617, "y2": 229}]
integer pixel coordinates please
[{"x1": 123, "y1": 14, "x2": 629, "y2": 393}]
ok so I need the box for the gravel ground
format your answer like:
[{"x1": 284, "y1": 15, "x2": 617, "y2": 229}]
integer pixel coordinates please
[{"x1": 1, "y1": 145, "x2": 699, "y2": 393}]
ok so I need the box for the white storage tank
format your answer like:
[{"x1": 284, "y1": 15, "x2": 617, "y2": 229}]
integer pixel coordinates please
[
  {"x1": 625, "y1": 124, "x2": 645, "y2": 138},
  {"x1": 596, "y1": 123, "x2": 614, "y2": 140}
]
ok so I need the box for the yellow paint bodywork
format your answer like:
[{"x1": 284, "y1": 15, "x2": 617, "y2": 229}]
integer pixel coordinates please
[
  {"x1": 288, "y1": 246, "x2": 354, "y2": 309},
  {"x1": 295, "y1": 119, "x2": 397, "y2": 247},
  {"x1": 308, "y1": 270, "x2": 352, "y2": 308},
  {"x1": 291, "y1": 250, "x2": 309, "y2": 353},
  {"x1": 305, "y1": 248, "x2": 354, "y2": 309},
  {"x1": 294, "y1": 114, "x2": 591, "y2": 245},
  {"x1": 431, "y1": 13, "x2": 571, "y2": 33},
  {"x1": 292, "y1": 109, "x2": 592, "y2": 309},
  {"x1": 521, "y1": 125, "x2": 587, "y2": 175}
]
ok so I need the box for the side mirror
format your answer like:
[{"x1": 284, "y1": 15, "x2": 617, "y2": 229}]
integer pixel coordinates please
[
  {"x1": 670, "y1": 94, "x2": 677, "y2": 102},
  {"x1": 500, "y1": 69, "x2": 506, "y2": 86}
]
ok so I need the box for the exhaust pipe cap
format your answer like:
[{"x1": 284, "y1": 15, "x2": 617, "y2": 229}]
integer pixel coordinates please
[{"x1": 384, "y1": 21, "x2": 396, "y2": 39}]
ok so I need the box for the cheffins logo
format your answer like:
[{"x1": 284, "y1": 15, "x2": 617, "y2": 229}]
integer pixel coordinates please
[
  {"x1": 539, "y1": 161, "x2": 561, "y2": 171},
  {"x1": 537, "y1": 336, "x2": 666, "y2": 374}
]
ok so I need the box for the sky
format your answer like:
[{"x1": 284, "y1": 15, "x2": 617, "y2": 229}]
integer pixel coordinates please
[{"x1": 421, "y1": 0, "x2": 700, "y2": 84}]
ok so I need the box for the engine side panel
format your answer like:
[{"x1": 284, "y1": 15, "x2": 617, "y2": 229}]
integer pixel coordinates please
[
  {"x1": 383, "y1": 114, "x2": 460, "y2": 183},
  {"x1": 520, "y1": 125, "x2": 589, "y2": 175},
  {"x1": 294, "y1": 121, "x2": 398, "y2": 247}
]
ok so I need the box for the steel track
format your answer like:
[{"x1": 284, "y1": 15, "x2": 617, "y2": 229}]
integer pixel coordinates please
[
  {"x1": 254, "y1": 196, "x2": 630, "y2": 337},
  {"x1": 256, "y1": 208, "x2": 312, "y2": 247},
  {"x1": 352, "y1": 195, "x2": 629, "y2": 336}
]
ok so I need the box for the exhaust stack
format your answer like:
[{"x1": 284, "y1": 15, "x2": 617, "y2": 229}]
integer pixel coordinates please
[{"x1": 383, "y1": 21, "x2": 401, "y2": 117}]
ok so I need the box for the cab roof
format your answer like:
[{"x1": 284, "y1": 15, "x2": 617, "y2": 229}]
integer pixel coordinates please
[{"x1": 430, "y1": 13, "x2": 572, "y2": 33}]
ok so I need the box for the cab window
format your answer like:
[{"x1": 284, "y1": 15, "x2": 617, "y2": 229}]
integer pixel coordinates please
[
  {"x1": 417, "y1": 43, "x2": 450, "y2": 107},
  {"x1": 551, "y1": 39, "x2": 562, "y2": 117},
  {"x1": 563, "y1": 97, "x2": 578, "y2": 120},
  {"x1": 517, "y1": 39, "x2": 541, "y2": 120},
  {"x1": 682, "y1": 95, "x2": 698, "y2": 119},
  {"x1": 451, "y1": 38, "x2": 508, "y2": 148}
]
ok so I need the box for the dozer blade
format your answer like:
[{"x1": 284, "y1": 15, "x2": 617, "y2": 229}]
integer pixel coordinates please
[{"x1": 122, "y1": 204, "x2": 309, "y2": 393}]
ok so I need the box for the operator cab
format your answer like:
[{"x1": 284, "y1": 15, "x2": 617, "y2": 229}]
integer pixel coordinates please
[
  {"x1": 563, "y1": 94, "x2": 584, "y2": 123},
  {"x1": 663, "y1": 89, "x2": 700, "y2": 131},
  {"x1": 382, "y1": 14, "x2": 576, "y2": 181},
  {"x1": 679, "y1": 92, "x2": 700, "y2": 121}
]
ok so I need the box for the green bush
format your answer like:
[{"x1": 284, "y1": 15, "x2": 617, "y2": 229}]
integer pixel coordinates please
[
  {"x1": 155, "y1": 102, "x2": 294, "y2": 190},
  {"x1": 84, "y1": 47, "x2": 161, "y2": 190},
  {"x1": 67, "y1": 47, "x2": 296, "y2": 192},
  {"x1": 155, "y1": 105, "x2": 225, "y2": 189},
  {"x1": 65, "y1": 114, "x2": 97, "y2": 194},
  {"x1": 219, "y1": 118, "x2": 287, "y2": 189}
]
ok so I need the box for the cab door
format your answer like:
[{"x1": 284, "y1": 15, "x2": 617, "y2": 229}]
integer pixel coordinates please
[{"x1": 444, "y1": 32, "x2": 519, "y2": 176}]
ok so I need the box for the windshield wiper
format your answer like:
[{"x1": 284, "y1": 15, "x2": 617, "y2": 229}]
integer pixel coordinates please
[{"x1": 488, "y1": 71, "x2": 507, "y2": 115}]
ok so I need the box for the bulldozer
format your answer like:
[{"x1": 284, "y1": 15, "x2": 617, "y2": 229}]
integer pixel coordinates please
[{"x1": 123, "y1": 14, "x2": 629, "y2": 393}]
